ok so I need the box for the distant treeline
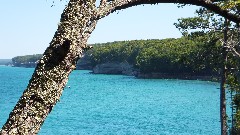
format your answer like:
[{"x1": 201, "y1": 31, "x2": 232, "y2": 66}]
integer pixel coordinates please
[
  {"x1": 12, "y1": 54, "x2": 43, "y2": 68},
  {"x1": 0, "y1": 59, "x2": 12, "y2": 65},
  {"x1": 83, "y1": 35, "x2": 222, "y2": 76}
]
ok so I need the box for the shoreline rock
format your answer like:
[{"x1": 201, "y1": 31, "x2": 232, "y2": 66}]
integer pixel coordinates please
[{"x1": 92, "y1": 61, "x2": 133, "y2": 75}]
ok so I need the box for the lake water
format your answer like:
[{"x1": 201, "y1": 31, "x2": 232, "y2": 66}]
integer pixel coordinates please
[{"x1": 0, "y1": 66, "x2": 221, "y2": 134}]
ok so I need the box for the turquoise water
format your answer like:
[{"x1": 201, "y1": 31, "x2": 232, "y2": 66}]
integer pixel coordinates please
[{"x1": 0, "y1": 66, "x2": 220, "y2": 134}]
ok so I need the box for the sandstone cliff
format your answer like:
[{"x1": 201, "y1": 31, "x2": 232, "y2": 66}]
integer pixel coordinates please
[{"x1": 92, "y1": 61, "x2": 133, "y2": 75}]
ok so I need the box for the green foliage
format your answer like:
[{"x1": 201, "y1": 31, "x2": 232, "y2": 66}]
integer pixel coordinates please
[
  {"x1": 175, "y1": 5, "x2": 240, "y2": 133},
  {"x1": 218, "y1": 0, "x2": 240, "y2": 10},
  {"x1": 232, "y1": 110, "x2": 240, "y2": 134},
  {"x1": 136, "y1": 36, "x2": 221, "y2": 74},
  {"x1": 136, "y1": 38, "x2": 193, "y2": 73},
  {"x1": 226, "y1": 53, "x2": 240, "y2": 132},
  {"x1": 87, "y1": 40, "x2": 146, "y2": 67},
  {"x1": 85, "y1": 36, "x2": 222, "y2": 76},
  {"x1": 174, "y1": 7, "x2": 226, "y2": 36}
]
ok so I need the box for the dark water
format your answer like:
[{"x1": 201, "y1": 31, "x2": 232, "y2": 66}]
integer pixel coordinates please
[{"x1": 0, "y1": 66, "x2": 220, "y2": 134}]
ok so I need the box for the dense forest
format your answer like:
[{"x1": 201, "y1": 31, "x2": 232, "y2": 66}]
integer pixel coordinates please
[{"x1": 80, "y1": 34, "x2": 222, "y2": 77}]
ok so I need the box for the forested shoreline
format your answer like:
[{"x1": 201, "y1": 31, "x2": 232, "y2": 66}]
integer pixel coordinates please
[
  {"x1": 11, "y1": 35, "x2": 222, "y2": 80},
  {"x1": 80, "y1": 35, "x2": 222, "y2": 79}
]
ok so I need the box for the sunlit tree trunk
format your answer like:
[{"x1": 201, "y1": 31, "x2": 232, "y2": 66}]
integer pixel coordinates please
[
  {"x1": 220, "y1": 18, "x2": 228, "y2": 135},
  {"x1": 0, "y1": 0, "x2": 98, "y2": 134},
  {"x1": 0, "y1": 0, "x2": 239, "y2": 134}
]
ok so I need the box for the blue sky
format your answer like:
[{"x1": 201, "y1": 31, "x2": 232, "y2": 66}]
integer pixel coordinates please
[{"x1": 0, "y1": 0, "x2": 199, "y2": 59}]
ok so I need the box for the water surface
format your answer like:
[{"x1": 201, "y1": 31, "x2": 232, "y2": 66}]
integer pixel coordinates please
[{"x1": 0, "y1": 66, "x2": 220, "y2": 134}]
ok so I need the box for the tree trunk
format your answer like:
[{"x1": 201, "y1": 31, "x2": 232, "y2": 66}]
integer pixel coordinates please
[
  {"x1": 220, "y1": 18, "x2": 228, "y2": 135},
  {"x1": 0, "y1": 0, "x2": 240, "y2": 134},
  {"x1": 0, "y1": 0, "x2": 98, "y2": 134}
]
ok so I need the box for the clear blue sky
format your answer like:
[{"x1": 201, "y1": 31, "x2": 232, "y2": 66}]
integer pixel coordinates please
[{"x1": 0, "y1": 0, "x2": 200, "y2": 59}]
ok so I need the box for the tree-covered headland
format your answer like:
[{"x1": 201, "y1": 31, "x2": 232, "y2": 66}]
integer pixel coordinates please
[{"x1": 82, "y1": 36, "x2": 221, "y2": 78}]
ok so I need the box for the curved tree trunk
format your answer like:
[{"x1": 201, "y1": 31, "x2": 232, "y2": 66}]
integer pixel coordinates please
[
  {"x1": 0, "y1": 0, "x2": 98, "y2": 134},
  {"x1": 1, "y1": 0, "x2": 240, "y2": 134}
]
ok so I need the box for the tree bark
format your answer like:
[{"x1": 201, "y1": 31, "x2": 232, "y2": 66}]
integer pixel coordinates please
[
  {"x1": 220, "y1": 18, "x2": 228, "y2": 135},
  {"x1": 0, "y1": 0, "x2": 98, "y2": 134},
  {"x1": 0, "y1": 0, "x2": 240, "y2": 134},
  {"x1": 96, "y1": 0, "x2": 240, "y2": 23}
]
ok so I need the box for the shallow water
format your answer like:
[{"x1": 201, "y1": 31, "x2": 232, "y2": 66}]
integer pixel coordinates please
[{"x1": 0, "y1": 66, "x2": 220, "y2": 134}]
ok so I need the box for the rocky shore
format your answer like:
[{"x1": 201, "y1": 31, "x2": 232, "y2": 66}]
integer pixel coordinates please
[
  {"x1": 77, "y1": 60, "x2": 219, "y2": 81},
  {"x1": 92, "y1": 61, "x2": 134, "y2": 76}
]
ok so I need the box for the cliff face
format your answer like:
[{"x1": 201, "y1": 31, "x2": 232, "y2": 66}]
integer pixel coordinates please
[
  {"x1": 76, "y1": 55, "x2": 133, "y2": 75},
  {"x1": 92, "y1": 61, "x2": 133, "y2": 75},
  {"x1": 76, "y1": 56, "x2": 92, "y2": 70}
]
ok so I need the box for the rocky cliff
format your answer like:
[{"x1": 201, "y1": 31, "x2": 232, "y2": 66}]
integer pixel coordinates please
[{"x1": 92, "y1": 61, "x2": 133, "y2": 75}]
